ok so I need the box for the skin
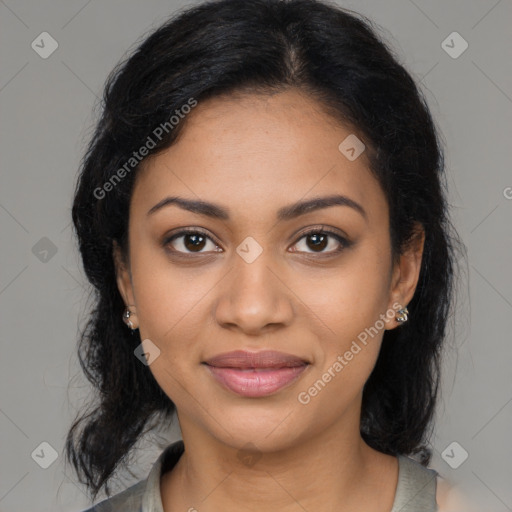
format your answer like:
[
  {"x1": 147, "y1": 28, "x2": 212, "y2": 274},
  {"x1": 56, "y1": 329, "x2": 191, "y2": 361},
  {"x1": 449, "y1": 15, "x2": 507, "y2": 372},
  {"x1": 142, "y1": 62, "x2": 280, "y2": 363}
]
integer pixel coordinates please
[{"x1": 113, "y1": 88, "x2": 427, "y2": 511}]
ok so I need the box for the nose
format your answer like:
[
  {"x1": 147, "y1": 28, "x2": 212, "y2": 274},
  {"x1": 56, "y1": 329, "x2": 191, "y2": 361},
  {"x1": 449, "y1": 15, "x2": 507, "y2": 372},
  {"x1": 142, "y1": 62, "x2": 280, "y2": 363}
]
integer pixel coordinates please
[{"x1": 214, "y1": 249, "x2": 294, "y2": 336}]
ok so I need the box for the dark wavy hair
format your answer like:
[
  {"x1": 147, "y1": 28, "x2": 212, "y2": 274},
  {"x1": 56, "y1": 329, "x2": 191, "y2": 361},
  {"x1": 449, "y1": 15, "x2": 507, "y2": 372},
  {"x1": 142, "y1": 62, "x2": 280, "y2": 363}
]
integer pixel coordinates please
[{"x1": 66, "y1": 0, "x2": 465, "y2": 501}]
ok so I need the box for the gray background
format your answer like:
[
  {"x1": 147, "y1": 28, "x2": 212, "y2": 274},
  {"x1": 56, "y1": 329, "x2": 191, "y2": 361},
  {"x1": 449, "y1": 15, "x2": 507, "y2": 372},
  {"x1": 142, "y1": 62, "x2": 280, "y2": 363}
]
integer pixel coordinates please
[{"x1": 0, "y1": 0, "x2": 511, "y2": 510}]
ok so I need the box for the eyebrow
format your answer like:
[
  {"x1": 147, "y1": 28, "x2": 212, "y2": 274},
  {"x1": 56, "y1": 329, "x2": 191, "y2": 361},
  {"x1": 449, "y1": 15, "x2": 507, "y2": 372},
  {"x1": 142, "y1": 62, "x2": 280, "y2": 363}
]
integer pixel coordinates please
[{"x1": 147, "y1": 194, "x2": 368, "y2": 222}]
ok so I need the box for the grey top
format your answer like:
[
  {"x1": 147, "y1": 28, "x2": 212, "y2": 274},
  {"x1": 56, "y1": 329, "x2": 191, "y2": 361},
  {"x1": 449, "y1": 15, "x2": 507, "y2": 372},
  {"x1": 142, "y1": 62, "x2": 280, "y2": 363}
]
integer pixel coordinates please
[{"x1": 81, "y1": 440, "x2": 438, "y2": 512}]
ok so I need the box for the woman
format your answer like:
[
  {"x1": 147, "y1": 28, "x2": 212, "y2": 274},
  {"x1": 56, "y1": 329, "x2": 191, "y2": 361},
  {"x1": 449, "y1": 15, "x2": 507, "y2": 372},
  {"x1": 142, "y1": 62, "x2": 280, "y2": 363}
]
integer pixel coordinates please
[{"x1": 67, "y1": 0, "x2": 470, "y2": 510}]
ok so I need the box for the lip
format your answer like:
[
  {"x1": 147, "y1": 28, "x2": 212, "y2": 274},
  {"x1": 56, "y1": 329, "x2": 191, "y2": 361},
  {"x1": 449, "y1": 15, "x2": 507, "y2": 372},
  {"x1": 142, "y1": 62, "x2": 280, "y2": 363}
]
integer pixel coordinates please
[
  {"x1": 203, "y1": 350, "x2": 309, "y2": 368},
  {"x1": 203, "y1": 350, "x2": 310, "y2": 398}
]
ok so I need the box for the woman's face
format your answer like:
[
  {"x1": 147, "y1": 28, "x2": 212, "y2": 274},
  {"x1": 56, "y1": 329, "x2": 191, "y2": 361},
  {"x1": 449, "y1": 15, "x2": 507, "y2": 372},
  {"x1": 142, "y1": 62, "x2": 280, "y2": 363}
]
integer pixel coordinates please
[{"x1": 114, "y1": 89, "x2": 423, "y2": 452}]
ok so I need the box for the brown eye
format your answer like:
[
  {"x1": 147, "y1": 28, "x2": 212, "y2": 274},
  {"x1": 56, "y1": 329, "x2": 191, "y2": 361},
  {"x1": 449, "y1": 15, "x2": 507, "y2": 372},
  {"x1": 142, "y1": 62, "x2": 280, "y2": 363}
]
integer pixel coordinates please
[
  {"x1": 291, "y1": 228, "x2": 351, "y2": 255},
  {"x1": 182, "y1": 233, "x2": 207, "y2": 252},
  {"x1": 164, "y1": 229, "x2": 220, "y2": 254},
  {"x1": 305, "y1": 232, "x2": 329, "y2": 252}
]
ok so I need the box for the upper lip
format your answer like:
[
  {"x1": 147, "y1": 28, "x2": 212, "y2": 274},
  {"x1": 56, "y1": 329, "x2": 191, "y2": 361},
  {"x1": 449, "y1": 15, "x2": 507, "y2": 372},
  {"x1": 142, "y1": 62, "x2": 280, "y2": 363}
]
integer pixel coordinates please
[{"x1": 203, "y1": 350, "x2": 309, "y2": 369}]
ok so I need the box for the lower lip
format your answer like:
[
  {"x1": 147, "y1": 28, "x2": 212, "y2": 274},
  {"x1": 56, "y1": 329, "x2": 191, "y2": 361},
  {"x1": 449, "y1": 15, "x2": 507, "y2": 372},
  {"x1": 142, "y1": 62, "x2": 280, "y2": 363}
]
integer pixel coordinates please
[{"x1": 204, "y1": 364, "x2": 309, "y2": 397}]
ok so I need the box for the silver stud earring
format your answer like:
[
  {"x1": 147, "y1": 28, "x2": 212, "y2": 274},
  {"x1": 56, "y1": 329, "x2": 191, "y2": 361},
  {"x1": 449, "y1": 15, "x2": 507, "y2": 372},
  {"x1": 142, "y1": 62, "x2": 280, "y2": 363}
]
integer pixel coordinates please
[
  {"x1": 123, "y1": 308, "x2": 136, "y2": 330},
  {"x1": 396, "y1": 306, "x2": 409, "y2": 323}
]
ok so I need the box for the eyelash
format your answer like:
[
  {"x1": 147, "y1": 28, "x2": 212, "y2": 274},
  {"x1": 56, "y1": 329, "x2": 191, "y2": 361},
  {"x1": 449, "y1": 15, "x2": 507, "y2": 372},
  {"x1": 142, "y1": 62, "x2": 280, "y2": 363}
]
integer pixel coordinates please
[{"x1": 162, "y1": 226, "x2": 351, "y2": 257}]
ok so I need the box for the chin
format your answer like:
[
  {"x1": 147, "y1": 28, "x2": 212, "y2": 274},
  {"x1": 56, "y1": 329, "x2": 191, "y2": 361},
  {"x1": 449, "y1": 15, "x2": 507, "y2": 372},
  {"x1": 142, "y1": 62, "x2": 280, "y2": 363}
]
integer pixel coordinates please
[{"x1": 205, "y1": 409, "x2": 309, "y2": 453}]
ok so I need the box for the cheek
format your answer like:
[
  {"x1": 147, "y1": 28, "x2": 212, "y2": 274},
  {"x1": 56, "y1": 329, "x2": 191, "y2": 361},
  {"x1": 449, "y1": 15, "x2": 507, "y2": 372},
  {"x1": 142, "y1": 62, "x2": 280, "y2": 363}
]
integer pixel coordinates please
[
  {"x1": 125, "y1": 227, "x2": 224, "y2": 409},
  {"x1": 296, "y1": 285, "x2": 388, "y2": 417},
  {"x1": 130, "y1": 254, "x2": 209, "y2": 405},
  {"x1": 296, "y1": 242, "x2": 391, "y2": 389},
  {"x1": 295, "y1": 240, "x2": 391, "y2": 334},
  {"x1": 129, "y1": 245, "x2": 213, "y2": 358}
]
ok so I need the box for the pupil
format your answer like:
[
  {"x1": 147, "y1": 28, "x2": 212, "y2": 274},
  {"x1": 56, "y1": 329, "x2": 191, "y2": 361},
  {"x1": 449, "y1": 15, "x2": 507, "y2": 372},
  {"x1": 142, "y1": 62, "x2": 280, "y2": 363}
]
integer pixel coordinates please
[
  {"x1": 308, "y1": 233, "x2": 327, "y2": 251},
  {"x1": 185, "y1": 234, "x2": 206, "y2": 251}
]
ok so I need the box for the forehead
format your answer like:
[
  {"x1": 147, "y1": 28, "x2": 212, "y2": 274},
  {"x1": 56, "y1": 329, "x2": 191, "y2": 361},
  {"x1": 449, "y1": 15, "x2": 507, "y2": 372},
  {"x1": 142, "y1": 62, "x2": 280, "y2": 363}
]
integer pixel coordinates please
[{"x1": 131, "y1": 90, "x2": 387, "y2": 226}]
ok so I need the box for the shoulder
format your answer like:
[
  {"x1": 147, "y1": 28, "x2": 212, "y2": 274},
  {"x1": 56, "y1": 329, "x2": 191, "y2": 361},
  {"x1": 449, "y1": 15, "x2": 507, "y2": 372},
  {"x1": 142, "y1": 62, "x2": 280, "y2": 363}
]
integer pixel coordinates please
[
  {"x1": 436, "y1": 475, "x2": 476, "y2": 512},
  {"x1": 79, "y1": 479, "x2": 146, "y2": 512},
  {"x1": 392, "y1": 455, "x2": 438, "y2": 511},
  {"x1": 396, "y1": 458, "x2": 475, "y2": 511},
  {"x1": 78, "y1": 440, "x2": 184, "y2": 512}
]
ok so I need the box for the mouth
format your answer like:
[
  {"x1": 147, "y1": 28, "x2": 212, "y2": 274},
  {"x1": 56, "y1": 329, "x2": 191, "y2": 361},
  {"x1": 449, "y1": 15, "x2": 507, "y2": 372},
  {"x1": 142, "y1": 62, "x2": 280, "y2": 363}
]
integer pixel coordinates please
[
  {"x1": 202, "y1": 350, "x2": 310, "y2": 397},
  {"x1": 203, "y1": 349, "x2": 309, "y2": 369}
]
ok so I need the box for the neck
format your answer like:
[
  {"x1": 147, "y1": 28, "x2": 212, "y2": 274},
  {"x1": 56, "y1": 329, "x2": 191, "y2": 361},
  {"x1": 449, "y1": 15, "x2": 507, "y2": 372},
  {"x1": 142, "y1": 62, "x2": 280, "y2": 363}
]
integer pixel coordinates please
[{"x1": 160, "y1": 409, "x2": 398, "y2": 512}]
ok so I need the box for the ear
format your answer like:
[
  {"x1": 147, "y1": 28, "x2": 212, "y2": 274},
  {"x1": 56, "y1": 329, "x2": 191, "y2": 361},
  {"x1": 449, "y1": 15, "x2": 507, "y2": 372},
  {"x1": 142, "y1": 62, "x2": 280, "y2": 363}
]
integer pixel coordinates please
[
  {"x1": 386, "y1": 222, "x2": 425, "y2": 329},
  {"x1": 112, "y1": 240, "x2": 136, "y2": 307}
]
